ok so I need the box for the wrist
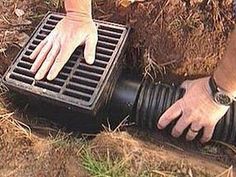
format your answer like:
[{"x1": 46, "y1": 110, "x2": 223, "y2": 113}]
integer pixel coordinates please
[
  {"x1": 65, "y1": 0, "x2": 92, "y2": 18},
  {"x1": 208, "y1": 76, "x2": 235, "y2": 106},
  {"x1": 213, "y1": 72, "x2": 236, "y2": 97},
  {"x1": 66, "y1": 11, "x2": 93, "y2": 23}
]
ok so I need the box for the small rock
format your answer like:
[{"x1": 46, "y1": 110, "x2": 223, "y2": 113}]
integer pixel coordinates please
[{"x1": 14, "y1": 8, "x2": 25, "y2": 17}]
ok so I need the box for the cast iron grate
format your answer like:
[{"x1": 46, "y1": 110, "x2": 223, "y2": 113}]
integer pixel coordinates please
[{"x1": 3, "y1": 12, "x2": 130, "y2": 115}]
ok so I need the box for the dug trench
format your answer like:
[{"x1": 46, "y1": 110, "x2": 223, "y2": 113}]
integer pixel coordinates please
[{"x1": 0, "y1": 0, "x2": 236, "y2": 176}]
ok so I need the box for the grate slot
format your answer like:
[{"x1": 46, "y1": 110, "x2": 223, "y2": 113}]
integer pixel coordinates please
[
  {"x1": 97, "y1": 46, "x2": 113, "y2": 56},
  {"x1": 39, "y1": 29, "x2": 51, "y2": 35},
  {"x1": 17, "y1": 61, "x2": 32, "y2": 70},
  {"x1": 61, "y1": 66, "x2": 72, "y2": 74},
  {"x1": 96, "y1": 53, "x2": 110, "y2": 62},
  {"x1": 65, "y1": 62, "x2": 75, "y2": 68},
  {"x1": 28, "y1": 44, "x2": 37, "y2": 51},
  {"x1": 32, "y1": 39, "x2": 41, "y2": 45},
  {"x1": 78, "y1": 63, "x2": 104, "y2": 75},
  {"x1": 67, "y1": 82, "x2": 95, "y2": 95},
  {"x1": 43, "y1": 24, "x2": 55, "y2": 31},
  {"x1": 63, "y1": 89, "x2": 91, "y2": 101},
  {"x1": 36, "y1": 34, "x2": 46, "y2": 40},
  {"x1": 57, "y1": 73, "x2": 69, "y2": 80},
  {"x1": 35, "y1": 81, "x2": 61, "y2": 92},
  {"x1": 50, "y1": 78, "x2": 65, "y2": 86},
  {"x1": 46, "y1": 19, "x2": 58, "y2": 26},
  {"x1": 24, "y1": 50, "x2": 33, "y2": 56},
  {"x1": 99, "y1": 25, "x2": 124, "y2": 34},
  {"x1": 70, "y1": 55, "x2": 81, "y2": 62},
  {"x1": 93, "y1": 60, "x2": 107, "y2": 68},
  {"x1": 70, "y1": 76, "x2": 98, "y2": 88},
  {"x1": 49, "y1": 15, "x2": 63, "y2": 21},
  {"x1": 75, "y1": 70, "x2": 101, "y2": 81},
  {"x1": 9, "y1": 73, "x2": 33, "y2": 84},
  {"x1": 97, "y1": 41, "x2": 116, "y2": 50},
  {"x1": 67, "y1": 59, "x2": 77, "y2": 64},
  {"x1": 14, "y1": 67, "x2": 34, "y2": 77},
  {"x1": 98, "y1": 29, "x2": 121, "y2": 39},
  {"x1": 98, "y1": 34, "x2": 119, "y2": 45}
]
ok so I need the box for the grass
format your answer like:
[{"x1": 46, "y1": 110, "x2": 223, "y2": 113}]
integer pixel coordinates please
[
  {"x1": 81, "y1": 146, "x2": 213, "y2": 177},
  {"x1": 81, "y1": 147, "x2": 129, "y2": 177}
]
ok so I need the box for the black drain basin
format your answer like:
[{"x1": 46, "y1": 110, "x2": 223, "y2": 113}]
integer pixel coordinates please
[{"x1": 3, "y1": 12, "x2": 130, "y2": 116}]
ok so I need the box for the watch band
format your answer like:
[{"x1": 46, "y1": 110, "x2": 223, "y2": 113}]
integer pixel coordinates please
[{"x1": 209, "y1": 76, "x2": 218, "y2": 96}]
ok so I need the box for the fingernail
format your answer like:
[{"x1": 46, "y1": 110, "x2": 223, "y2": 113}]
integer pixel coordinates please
[
  {"x1": 30, "y1": 67, "x2": 36, "y2": 73},
  {"x1": 157, "y1": 124, "x2": 163, "y2": 130},
  {"x1": 35, "y1": 73, "x2": 42, "y2": 81},
  {"x1": 47, "y1": 74, "x2": 54, "y2": 81},
  {"x1": 86, "y1": 56, "x2": 95, "y2": 65},
  {"x1": 172, "y1": 132, "x2": 179, "y2": 138}
]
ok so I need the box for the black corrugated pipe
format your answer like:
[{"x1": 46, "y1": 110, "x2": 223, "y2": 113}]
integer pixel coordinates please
[{"x1": 109, "y1": 73, "x2": 236, "y2": 144}]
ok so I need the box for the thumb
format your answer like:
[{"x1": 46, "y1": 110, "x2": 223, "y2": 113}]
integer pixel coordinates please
[{"x1": 84, "y1": 34, "x2": 98, "y2": 65}]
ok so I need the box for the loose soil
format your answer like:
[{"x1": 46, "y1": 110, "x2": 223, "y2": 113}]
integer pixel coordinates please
[{"x1": 0, "y1": 0, "x2": 236, "y2": 176}]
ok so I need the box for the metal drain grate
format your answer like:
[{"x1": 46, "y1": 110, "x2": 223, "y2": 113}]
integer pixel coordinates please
[{"x1": 3, "y1": 12, "x2": 130, "y2": 115}]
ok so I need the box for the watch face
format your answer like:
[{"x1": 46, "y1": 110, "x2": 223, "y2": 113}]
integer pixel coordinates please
[{"x1": 214, "y1": 92, "x2": 232, "y2": 106}]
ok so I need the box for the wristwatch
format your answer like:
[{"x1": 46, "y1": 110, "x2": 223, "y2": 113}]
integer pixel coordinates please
[{"x1": 209, "y1": 76, "x2": 234, "y2": 106}]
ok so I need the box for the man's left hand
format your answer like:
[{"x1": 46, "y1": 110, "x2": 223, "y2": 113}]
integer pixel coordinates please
[{"x1": 157, "y1": 77, "x2": 229, "y2": 143}]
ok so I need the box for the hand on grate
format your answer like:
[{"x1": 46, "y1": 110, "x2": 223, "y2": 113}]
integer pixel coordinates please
[{"x1": 29, "y1": 13, "x2": 98, "y2": 81}]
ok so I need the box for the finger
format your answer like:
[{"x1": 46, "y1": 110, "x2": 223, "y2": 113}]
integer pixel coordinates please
[
  {"x1": 200, "y1": 125, "x2": 215, "y2": 143},
  {"x1": 35, "y1": 41, "x2": 60, "y2": 80},
  {"x1": 47, "y1": 33, "x2": 86, "y2": 80},
  {"x1": 157, "y1": 100, "x2": 182, "y2": 130},
  {"x1": 186, "y1": 123, "x2": 202, "y2": 141},
  {"x1": 29, "y1": 39, "x2": 47, "y2": 60},
  {"x1": 46, "y1": 45, "x2": 75, "y2": 81},
  {"x1": 171, "y1": 114, "x2": 191, "y2": 138},
  {"x1": 84, "y1": 33, "x2": 98, "y2": 64},
  {"x1": 30, "y1": 41, "x2": 53, "y2": 73}
]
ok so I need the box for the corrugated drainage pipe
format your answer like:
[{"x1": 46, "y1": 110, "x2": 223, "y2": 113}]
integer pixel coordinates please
[{"x1": 110, "y1": 74, "x2": 236, "y2": 144}]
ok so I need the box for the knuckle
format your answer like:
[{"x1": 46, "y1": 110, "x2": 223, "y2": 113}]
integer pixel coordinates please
[
  {"x1": 181, "y1": 118, "x2": 190, "y2": 125},
  {"x1": 47, "y1": 52, "x2": 57, "y2": 60}
]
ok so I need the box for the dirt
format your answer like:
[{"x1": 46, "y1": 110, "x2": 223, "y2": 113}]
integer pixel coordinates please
[
  {"x1": 0, "y1": 112, "x2": 88, "y2": 177},
  {"x1": 90, "y1": 131, "x2": 230, "y2": 176},
  {"x1": 94, "y1": 0, "x2": 235, "y2": 83},
  {"x1": 0, "y1": 0, "x2": 236, "y2": 176}
]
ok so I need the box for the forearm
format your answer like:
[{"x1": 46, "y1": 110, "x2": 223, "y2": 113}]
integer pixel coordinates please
[
  {"x1": 65, "y1": 0, "x2": 92, "y2": 18},
  {"x1": 214, "y1": 28, "x2": 236, "y2": 96}
]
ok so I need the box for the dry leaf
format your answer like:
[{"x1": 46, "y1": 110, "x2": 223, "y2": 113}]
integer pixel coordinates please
[{"x1": 14, "y1": 8, "x2": 25, "y2": 17}]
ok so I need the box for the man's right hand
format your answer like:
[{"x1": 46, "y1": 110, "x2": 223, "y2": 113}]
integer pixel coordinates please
[{"x1": 30, "y1": 12, "x2": 98, "y2": 81}]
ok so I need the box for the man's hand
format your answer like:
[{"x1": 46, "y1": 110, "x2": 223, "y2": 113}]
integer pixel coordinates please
[
  {"x1": 30, "y1": 13, "x2": 98, "y2": 81},
  {"x1": 157, "y1": 77, "x2": 229, "y2": 143}
]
